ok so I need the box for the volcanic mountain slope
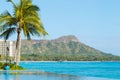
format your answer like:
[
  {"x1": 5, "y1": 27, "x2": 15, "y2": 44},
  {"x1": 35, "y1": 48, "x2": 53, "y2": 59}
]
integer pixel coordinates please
[{"x1": 20, "y1": 35, "x2": 120, "y2": 61}]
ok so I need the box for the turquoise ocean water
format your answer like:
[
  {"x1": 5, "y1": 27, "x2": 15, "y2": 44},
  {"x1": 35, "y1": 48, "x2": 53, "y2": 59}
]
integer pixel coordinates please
[{"x1": 20, "y1": 61, "x2": 120, "y2": 79}]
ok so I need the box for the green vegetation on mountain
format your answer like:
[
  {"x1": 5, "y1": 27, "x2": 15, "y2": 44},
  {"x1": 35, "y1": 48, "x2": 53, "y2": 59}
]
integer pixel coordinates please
[{"x1": 20, "y1": 35, "x2": 120, "y2": 61}]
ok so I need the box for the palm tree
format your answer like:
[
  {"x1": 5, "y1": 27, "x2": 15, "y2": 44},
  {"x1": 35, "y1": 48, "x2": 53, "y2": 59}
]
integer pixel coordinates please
[{"x1": 0, "y1": 0, "x2": 48, "y2": 65}]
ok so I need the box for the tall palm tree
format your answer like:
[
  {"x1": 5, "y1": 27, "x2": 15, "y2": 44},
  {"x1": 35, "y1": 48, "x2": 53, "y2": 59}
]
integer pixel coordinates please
[{"x1": 0, "y1": 0, "x2": 48, "y2": 65}]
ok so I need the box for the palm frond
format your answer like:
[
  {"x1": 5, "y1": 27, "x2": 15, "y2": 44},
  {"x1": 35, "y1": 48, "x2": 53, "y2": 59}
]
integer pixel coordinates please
[
  {"x1": 22, "y1": 3, "x2": 40, "y2": 18},
  {"x1": 21, "y1": 0, "x2": 32, "y2": 7},
  {"x1": 26, "y1": 5, "x2": 40, "y2": 11},
  {"x1": 7, "y1": 0, "x2": 17, "y2": 9},
  {"x1": 22, "y1": 24, "x2": 39, "y2": 40},
  {"x1": 0, "y1": 24, "x2": 9, "y2": 32},
  {"x1": 24, "y1": 15, "x2": 48, "y2": 36},
  {"x1": 27, "y1": 25, "x2": 41, "y2": 36},
  {"x1": 0, "y1": 11, "x2": 17, "y2": 32},
  {"x1": 0, "y1": 27, "x2": 16, "y2": 40},
  {"x1": 26, "y1": 33, "x2": 31, "y2": 40},
  {"x1": 0, "y1": 11, "x2": 11, "y2": 21},
  {"x1": 7, "y1": 0, "x2": 12, "y2": 2}
]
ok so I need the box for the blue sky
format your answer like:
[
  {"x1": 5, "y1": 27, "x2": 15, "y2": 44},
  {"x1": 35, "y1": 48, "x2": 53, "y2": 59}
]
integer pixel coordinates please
[{"x1": 0, "y1": 0, "x2": 120, "y2": 56}]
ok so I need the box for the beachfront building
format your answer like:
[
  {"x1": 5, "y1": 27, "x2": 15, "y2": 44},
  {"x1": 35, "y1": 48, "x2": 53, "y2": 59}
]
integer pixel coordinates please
[{"x1": 0, "y1": 40, "x2": 14, "y2": 57}]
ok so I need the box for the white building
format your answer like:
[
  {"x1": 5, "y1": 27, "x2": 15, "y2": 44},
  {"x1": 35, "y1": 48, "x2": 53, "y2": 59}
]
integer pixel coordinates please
[{"x1": 0, "y1": 40, "x2": 14, "y2": 57}]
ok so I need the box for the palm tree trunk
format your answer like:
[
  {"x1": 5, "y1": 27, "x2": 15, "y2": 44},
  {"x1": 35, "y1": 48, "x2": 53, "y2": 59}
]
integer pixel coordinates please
[
  {"x1": 15, "y1": 28, "x2": 21, "y2": 65},
  {"x1": 14, "y1": 51, "x2": 17, "y2": 64}
]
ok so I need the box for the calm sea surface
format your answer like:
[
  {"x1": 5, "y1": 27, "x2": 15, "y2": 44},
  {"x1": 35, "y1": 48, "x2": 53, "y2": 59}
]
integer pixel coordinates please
[
  {"x1": 0, "y1": 61, "x2": 120, "y2": 80},
  {"x1": 20, "y1": 61, "x2": 120, "y2": 79}
]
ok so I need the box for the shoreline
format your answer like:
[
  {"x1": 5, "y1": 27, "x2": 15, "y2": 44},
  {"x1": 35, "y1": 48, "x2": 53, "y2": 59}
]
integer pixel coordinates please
[
  {"x1": 1, "y1": 60, "x2": 120, "y2": 63},
  {"x1": 1, "y1": 61, "x2": 120, "y2": 63}
]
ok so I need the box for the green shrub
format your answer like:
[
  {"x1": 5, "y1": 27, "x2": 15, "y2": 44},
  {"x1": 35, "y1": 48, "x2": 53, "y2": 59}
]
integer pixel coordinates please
[
  {"x1": 10, "y1": 64, "x2": 24, "y2": 70},
  {"x1": 0, "y1": 62, "x2": 24, "y2": 70},
  {"x1": 0, "y1": 62, "x2": 4, "y2": 69}
]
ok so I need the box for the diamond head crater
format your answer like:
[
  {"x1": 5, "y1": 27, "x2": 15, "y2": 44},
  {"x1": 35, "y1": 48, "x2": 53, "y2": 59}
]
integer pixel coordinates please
[{"x1": 15, "y1": 35, "x2": 120, "y2": 61}]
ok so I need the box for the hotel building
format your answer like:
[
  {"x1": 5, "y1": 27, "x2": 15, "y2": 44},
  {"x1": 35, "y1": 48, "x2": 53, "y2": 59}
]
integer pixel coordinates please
[{"x1": 0, "y1": 40, "x2": 14, "y2": 57}]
